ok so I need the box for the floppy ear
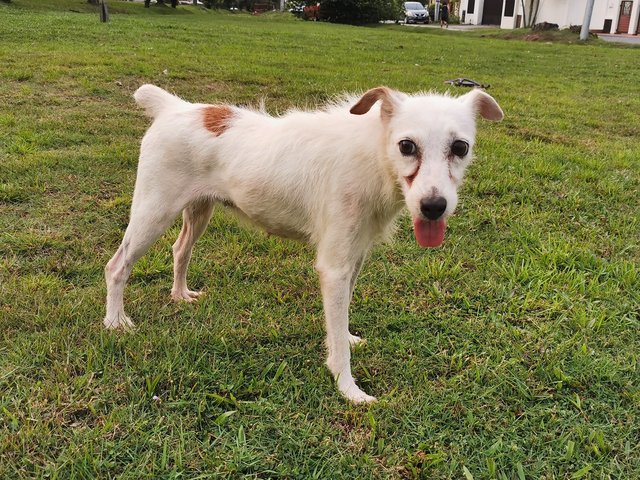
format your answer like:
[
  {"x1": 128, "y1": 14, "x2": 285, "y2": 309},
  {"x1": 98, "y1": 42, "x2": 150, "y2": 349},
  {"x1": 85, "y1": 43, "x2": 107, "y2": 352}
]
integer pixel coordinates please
[
  {"x1": 350, "y1": 86, "x2": 401, "y2": 120},
  {"x1": 462, "y1": 89, "x2": 504, "y2": 121}
]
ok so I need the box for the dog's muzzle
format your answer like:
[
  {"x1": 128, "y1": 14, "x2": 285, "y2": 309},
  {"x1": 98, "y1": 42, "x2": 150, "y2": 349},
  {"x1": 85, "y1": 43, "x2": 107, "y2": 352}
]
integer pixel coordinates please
[
  {"x1": 420, "y1": 196, "x2": 447, "y2": 220},
  {"x1": 412, "y1": 196, "x2": 448, "y2": 248}
]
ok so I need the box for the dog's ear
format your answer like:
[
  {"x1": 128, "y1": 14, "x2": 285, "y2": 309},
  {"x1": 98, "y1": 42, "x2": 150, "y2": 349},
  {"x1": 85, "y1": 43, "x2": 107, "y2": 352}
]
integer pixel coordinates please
[
  {"x1": 350, "y1": 87, "x2": 400, "y2": 119},
  {"x1": 462, "y1": 89, "x2": 504, "y2": 121}
]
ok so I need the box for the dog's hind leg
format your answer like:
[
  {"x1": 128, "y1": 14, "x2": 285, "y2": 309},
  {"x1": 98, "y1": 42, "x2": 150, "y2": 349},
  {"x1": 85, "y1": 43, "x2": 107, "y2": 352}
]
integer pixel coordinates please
[
  {"x1": 104, "y1": 191, "x2": 184, "y2": 330},
  {"x1": 171, "y1": 197, "x2": 215, "y2": 302},
  {"x1": 317, "y1": 244, "x2": 376, "y2": 404}
]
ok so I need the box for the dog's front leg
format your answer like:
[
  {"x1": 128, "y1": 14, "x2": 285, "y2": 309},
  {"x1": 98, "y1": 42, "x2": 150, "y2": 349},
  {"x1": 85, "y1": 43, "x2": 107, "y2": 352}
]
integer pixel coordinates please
[
  {"x1": 347, "y1": 254, "x2": 366, "y2": 347},
  {"x1": 317, "y1": 257, "x2": 376, "y2": 404}
]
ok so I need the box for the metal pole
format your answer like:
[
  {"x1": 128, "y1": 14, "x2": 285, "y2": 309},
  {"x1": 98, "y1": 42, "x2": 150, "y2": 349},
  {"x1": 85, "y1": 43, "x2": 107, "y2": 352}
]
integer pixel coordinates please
[{"x1": 580, "y1": 0, "x2": 596, "y2": 40}]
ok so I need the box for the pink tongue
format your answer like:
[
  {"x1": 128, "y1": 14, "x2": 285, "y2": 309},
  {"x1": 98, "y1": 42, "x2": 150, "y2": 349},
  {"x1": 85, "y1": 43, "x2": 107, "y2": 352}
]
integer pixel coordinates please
[{"x1": 413, "y1": 217, "x2": 446, "y2": 248}]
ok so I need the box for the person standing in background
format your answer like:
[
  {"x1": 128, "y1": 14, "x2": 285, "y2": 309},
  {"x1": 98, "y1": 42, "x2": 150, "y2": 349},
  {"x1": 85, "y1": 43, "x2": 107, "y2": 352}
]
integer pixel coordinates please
[{"x1": 440, "y1": 1, "x2": 449, "y2": 28}]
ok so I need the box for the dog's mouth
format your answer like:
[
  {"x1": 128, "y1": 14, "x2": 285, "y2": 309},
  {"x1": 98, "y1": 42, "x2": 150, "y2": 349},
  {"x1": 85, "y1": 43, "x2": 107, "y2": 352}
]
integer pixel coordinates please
[{"x1": 413, "y1": 217, "x2": 446, "y2": 248}]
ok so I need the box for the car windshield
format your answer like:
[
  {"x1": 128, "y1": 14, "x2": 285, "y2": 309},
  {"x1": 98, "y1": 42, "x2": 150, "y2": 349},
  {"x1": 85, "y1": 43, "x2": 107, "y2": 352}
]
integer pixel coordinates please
[{"x1": 405, "y1": 2, "x2": 424, "y2": 10}]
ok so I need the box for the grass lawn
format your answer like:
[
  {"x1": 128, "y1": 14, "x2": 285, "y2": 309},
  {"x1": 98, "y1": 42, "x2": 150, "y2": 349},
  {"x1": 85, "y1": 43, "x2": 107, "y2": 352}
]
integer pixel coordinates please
[{"x1": 1, "y1": 1, "x2": 639, "y2": 478}]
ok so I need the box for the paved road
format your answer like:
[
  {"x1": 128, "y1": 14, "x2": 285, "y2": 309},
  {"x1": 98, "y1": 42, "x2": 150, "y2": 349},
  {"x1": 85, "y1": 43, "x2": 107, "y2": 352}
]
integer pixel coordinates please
[{"x1": 402, "y1": 23, "x2": 494, "y2": 32}]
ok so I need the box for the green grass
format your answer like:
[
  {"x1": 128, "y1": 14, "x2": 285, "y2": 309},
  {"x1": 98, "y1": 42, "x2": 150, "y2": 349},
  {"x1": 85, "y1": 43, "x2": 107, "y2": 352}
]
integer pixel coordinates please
[{"x1": 1, "y1": 1, "x2": 639, "y2": 478}]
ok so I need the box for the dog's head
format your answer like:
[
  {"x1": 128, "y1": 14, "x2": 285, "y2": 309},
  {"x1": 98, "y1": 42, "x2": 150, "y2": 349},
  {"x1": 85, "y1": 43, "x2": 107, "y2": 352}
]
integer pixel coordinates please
[{"x1": 350, "y1": 86, "x2": 503, "y2": 248}]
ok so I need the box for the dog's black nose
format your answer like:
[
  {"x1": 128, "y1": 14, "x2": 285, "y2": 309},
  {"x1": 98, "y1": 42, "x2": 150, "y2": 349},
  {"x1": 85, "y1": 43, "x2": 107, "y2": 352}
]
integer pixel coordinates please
[{"x1": 420, "y1": 196, "x2": 447, "y2": 220}]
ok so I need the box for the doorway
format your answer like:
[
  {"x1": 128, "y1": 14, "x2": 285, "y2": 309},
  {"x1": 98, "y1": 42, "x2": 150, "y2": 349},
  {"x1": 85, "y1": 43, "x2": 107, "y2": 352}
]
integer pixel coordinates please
[
  {"x1": 481, "y1": 0, "x2": 503, "y2": 25},
  {"x1": 617, "y1": 1, "x2": 632, "y2": 33}
]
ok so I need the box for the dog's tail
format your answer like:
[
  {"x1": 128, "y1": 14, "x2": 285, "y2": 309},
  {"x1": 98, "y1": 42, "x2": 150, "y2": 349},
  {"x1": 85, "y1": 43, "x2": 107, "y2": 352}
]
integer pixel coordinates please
[{"x1": 133, "y1": 84, "x2": 186, "y2": 119}]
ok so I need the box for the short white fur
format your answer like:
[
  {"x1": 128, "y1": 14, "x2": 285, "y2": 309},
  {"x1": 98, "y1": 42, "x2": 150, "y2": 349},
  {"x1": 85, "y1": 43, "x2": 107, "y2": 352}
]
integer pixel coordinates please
[{"x1": 104, "y1": 84, "x2": 503, "y2": 403}]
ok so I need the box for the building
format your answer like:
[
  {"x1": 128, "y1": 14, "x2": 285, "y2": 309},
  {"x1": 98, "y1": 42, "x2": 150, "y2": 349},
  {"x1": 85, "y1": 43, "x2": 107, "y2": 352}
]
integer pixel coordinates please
[{"x1": 458, "y1": 0, "x2": 640, "y2": 34}]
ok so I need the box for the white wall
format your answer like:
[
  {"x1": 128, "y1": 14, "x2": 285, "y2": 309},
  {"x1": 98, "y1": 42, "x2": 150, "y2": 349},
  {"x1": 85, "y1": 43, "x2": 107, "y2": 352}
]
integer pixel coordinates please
[
  {"x1": 536, "y1": 0, "x2": 571, "y2": 27},
  {"x1": 460, "y1": 0, "x2": 619, "y2": 30},
  {"x1": 552, "y1": 0, "x2": 616, "y2": 29},
  {"x1": 589, "y1": 0, "x2": 614, "y2": 30},
  {"x1": 500, "y1": 0, "x2": 521, "y2": 28},
  {"x1": 460, "y1": 0, "x2": 484, "y2": 24}
]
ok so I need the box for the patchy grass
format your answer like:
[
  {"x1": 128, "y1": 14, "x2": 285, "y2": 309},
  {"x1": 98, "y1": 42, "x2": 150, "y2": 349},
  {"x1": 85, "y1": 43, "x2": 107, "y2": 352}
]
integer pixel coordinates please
[
  {"x1": 472, "y1": 27, "x2": 605, "y2": 45},
  {"x1": 1, "y1": 1, "x2": 639, "y2": 479}
]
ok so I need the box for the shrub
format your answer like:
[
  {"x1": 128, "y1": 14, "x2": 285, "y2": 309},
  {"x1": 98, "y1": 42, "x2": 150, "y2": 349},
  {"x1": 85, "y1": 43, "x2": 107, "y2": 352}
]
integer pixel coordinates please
[
  {"x1": 320, "y1": 0, "x2": 402, "y2": 25},
  {"x1": 203, "y1": 0, "x2": 276, "y2": 11}
]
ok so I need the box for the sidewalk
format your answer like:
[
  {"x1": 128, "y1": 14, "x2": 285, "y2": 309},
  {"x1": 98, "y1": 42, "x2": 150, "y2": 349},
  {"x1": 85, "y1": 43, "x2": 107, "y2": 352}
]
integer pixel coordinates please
[
  {"x1": 597, "y1": 33, "x2": 640, "y2": 45},
  {"x1": 403, "y1": 23, "x2": 495, "y2": 32}
]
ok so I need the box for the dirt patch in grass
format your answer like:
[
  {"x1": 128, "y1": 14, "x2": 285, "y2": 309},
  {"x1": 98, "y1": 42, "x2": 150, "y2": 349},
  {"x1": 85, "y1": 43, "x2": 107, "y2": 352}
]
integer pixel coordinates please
[{"x1": 479, "y1": 28, "x2": 601, "y2": 44}]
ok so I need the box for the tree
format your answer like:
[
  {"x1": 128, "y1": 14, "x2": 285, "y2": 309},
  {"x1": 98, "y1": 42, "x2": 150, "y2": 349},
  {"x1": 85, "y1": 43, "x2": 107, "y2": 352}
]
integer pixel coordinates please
[
  {"x1": 100, "y1": 0, "x2": 109, "y2": 21},
  {"x1": 519, "y1": 0, "x2": 541, "y2": 27}
]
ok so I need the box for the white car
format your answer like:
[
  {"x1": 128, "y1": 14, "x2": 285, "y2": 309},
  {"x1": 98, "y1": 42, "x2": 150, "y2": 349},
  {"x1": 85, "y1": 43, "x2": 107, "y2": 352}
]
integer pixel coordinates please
[{"x1": 404, "y1": 1, "x2": 430, "y2": 24}]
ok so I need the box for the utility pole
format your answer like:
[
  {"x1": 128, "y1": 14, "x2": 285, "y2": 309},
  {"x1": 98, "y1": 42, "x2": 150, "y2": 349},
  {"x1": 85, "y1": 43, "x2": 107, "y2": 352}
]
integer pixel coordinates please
[
  {"x1": 580, "y1": 0, "x2": 595, "y2": 40},
  {"x1": 100, "y1": 0, "x2": 109, "y2": 22}
]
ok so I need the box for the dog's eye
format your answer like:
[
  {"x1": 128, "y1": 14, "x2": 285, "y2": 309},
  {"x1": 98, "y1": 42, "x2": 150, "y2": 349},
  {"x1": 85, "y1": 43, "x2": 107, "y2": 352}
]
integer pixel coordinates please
[
  {"x1": 399, "y1": 140, "x2": 417, "y2": 156},
  {"x1": 451, "y1": 140, "x2": 469, "y2": 157}
]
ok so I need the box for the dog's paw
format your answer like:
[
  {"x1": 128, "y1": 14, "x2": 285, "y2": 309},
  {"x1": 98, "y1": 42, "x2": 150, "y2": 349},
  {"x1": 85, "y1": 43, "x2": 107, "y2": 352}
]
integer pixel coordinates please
[
  {"x1": 350, "y1": 391, "x2": 377, "y2": 404},
  {"x1": 103, "y1": 313, "x2": 135, "y2": 330},
  {"x1": 348, "y1": 334, "x2": 366, "y2": 347},
  {"x1": 342, "y1": 384, "x2": 377, "y2": 404},
  {"x1": 337, "y1": 376, "x2": 377, "y2": 404},
  {"x1": 171, "y1": 288, "x2": 202, "y2": 303}
]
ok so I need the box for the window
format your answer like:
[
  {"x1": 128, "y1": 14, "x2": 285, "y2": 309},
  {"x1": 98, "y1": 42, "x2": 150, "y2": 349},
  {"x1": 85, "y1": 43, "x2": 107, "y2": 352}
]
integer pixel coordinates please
[{"x1": 504, "y1": 0, "x2": 514, "y2": 16}]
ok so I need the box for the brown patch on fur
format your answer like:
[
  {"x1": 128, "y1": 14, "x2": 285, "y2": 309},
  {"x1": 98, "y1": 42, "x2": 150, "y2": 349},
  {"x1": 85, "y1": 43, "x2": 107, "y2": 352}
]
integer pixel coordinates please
[
  {"x1": 202, "y1": 105, "x2": 234, "y2": 136},
  {"x1": 405, "y1": 163, "x2": 420, "y2": 187}
]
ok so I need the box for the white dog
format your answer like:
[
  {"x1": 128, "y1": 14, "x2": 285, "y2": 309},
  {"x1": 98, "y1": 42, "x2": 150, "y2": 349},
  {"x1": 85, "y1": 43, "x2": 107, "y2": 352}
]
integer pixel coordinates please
[{"x1": 104, "y1": 84, "x2": 503, "y2": 403}]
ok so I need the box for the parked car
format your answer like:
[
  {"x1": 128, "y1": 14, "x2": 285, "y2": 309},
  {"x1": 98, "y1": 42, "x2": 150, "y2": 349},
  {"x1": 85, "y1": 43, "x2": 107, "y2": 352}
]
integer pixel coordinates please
[{"x1": 403, "y1": 1, "x2": 429, "y2": 24}]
